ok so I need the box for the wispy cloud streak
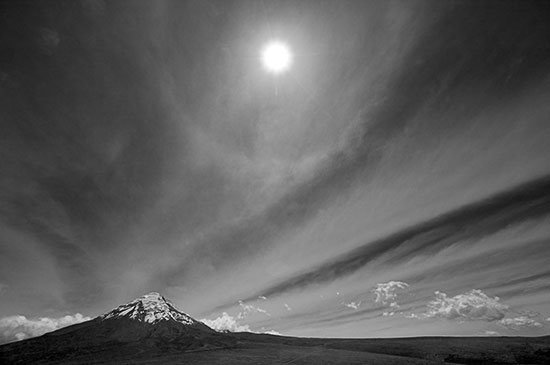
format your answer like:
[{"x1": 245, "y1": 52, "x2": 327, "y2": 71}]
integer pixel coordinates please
[{"x1": 239, "y1": 175, "x2": 550, "y2": 301}]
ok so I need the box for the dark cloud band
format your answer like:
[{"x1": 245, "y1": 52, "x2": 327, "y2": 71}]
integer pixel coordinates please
[{"x1": 240, "y1": 174, "x2": 550, "y2": 302}]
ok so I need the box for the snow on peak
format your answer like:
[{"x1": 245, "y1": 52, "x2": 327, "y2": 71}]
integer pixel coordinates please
[{"x1": 101, "y1": 292, "x2": 197, "y2": 325}]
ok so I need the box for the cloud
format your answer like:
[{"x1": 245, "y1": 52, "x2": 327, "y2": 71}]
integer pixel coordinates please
[
  {"x1": 373, "y1": 281, "x2": 409, "y2": 306},
  {"x1": 204, "y1": 301, "x2": 271, "y2": 333},
  {"x1": 426, "y1": 289, "x2": 508, "y2": 321},
  {"x1": 284, "y1": 303, "x2": 292, "y2": 311},
  {"x1": 237, "y1": 300, "x2": 270, "y2": 319},
  {"x1": 200, "y1": 312, "x2": 280, "y2": 335},
  {"x1": 203, "y1": 301, "x2": 272, "y2": 333},
  {"x1": 0, "y1": 283, "x2": 6, "y2": 294},
  {"x1": 238, "y1": 175, "x2": 550, "y2": 303},
  {"x1": 201, "y1": 312, "x2": 250, "y2": 333},
  {"x1": 0, "y1": 313, "x2": 91, "y2": 344},
  {"x1": 499, "y1": 316, "x2": 542, "y2": 330},
  {"x1": 345, "y1": 301, "x2": 361, "y2": 310},
  {"x1": 14, "y1": 332, "x2": 26, "y2": 341},
  {"x1": 411, "y1": 289, "x2": 545, "y2": 331},
  {"x1": 372, "y1": 281, "x2": 409, "y2": 316},
  {"x1": 262, "y1": 329, "x2": 281, "y2": 335}
]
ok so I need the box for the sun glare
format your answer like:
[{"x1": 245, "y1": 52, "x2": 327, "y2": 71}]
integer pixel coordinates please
[{"x1": 261, "y1": 40, "x2": 292, "y2": 74}]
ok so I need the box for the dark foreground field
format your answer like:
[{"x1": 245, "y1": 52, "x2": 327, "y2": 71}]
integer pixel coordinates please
[{"x1": 1, "y1": 331, "x2": 549, "y2": 364}]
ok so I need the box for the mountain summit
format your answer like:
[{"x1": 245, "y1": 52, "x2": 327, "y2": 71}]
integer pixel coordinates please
[
  {"x1": 101, "y1": 292, "x2": 199, "y2": 325},
  {"x1": 85, "y1": 292, "x2": 216, "y2": 340}
]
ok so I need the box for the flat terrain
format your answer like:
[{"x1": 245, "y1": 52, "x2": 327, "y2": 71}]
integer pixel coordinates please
[
  {"x1": 24, "y1": 344, "x2": 441, "y2": 365},
  {"x1": 2, "y1": 332, "x2": 549, "y2": 364}
]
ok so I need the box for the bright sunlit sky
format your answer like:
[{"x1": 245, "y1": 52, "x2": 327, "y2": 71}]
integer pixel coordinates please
[
  {"x1": 261, "y1": 40, "x2": 292, "y2": 74},
  {"x1": 1, "y1": 0, "x2": 550, "y2": 343}
]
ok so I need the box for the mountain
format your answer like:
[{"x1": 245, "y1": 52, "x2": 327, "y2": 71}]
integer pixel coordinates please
[
  {"x1": 0, "y1": 292, "x2": 235, "y2": 364},
  {"x1": 1, "y1": 293, "x2": 549, "y2": 364},
  {"x1": 93, "y1": 292, "x2": 216, "y2": 341},
  {"x1": 101, "y1": 292, "x2": 200, "y2": 324}
]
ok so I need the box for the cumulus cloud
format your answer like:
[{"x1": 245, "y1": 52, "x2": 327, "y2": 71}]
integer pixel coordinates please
[
  {"x1": 200, "y1": 312, "x2": 281, "y2": 335},
  {"x1": 426, "y1": 289, "x2": 508, "y2": 321},
  {"x1": 14, "y1": 332, "x2": 26, "y2": 341},
  {"x1": 409, "y1": 289, "x2": 545, "y2": 331},
  {"x1": 205, "y1": 301, "x2": 271, "y2": 332},
  {"x1": 373, "y1": 281, "x2": 408, "y2": 315},
  {"x1": 345, "y1": 301, "x2": 361, "y2": 310},
  {"x1": 200, "y1": 312, "x2": 251, "y2": 332},
  {"x1": 0, "y1": 313, "x2": 91, "y2": 344},
  {"x1": 499, "y1": 316, "x2": 542, "y2": 330},
  {"x1": 284, "y1": 303, "x2": 292, "y2": 311},
  {"x1": 373, "y1": 281, "x2": 409, "y2": 305}
]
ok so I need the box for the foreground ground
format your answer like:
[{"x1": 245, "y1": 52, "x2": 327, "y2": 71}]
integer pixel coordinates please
[{"x1": 1, "y1": 332, "x2": 549, "y2": 364}]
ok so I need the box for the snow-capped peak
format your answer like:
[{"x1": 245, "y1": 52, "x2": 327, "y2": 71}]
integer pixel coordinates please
[{"x1": 101, "y1": 292, "x2": 197, "y2": 325}]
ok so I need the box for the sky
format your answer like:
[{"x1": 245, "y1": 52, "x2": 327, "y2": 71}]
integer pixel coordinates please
[{"x1": 1, "y1": 0, "x2": 550, "y2": 343}]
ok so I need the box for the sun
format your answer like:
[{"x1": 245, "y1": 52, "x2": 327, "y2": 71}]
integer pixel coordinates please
[{"x1": 261, "y1": 40, "x2": 293, "y2": 74}]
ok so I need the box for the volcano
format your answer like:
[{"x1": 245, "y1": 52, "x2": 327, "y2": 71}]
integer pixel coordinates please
[
  {"x1": 93, "y1": 292, "x2": 216, "y2": 341},
  {"x1": 0, "y1": 292, "x2": 234, "y2": 364},
  {"x1": 1, "y1": 293, "x2": 549, "y2": 364}
]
